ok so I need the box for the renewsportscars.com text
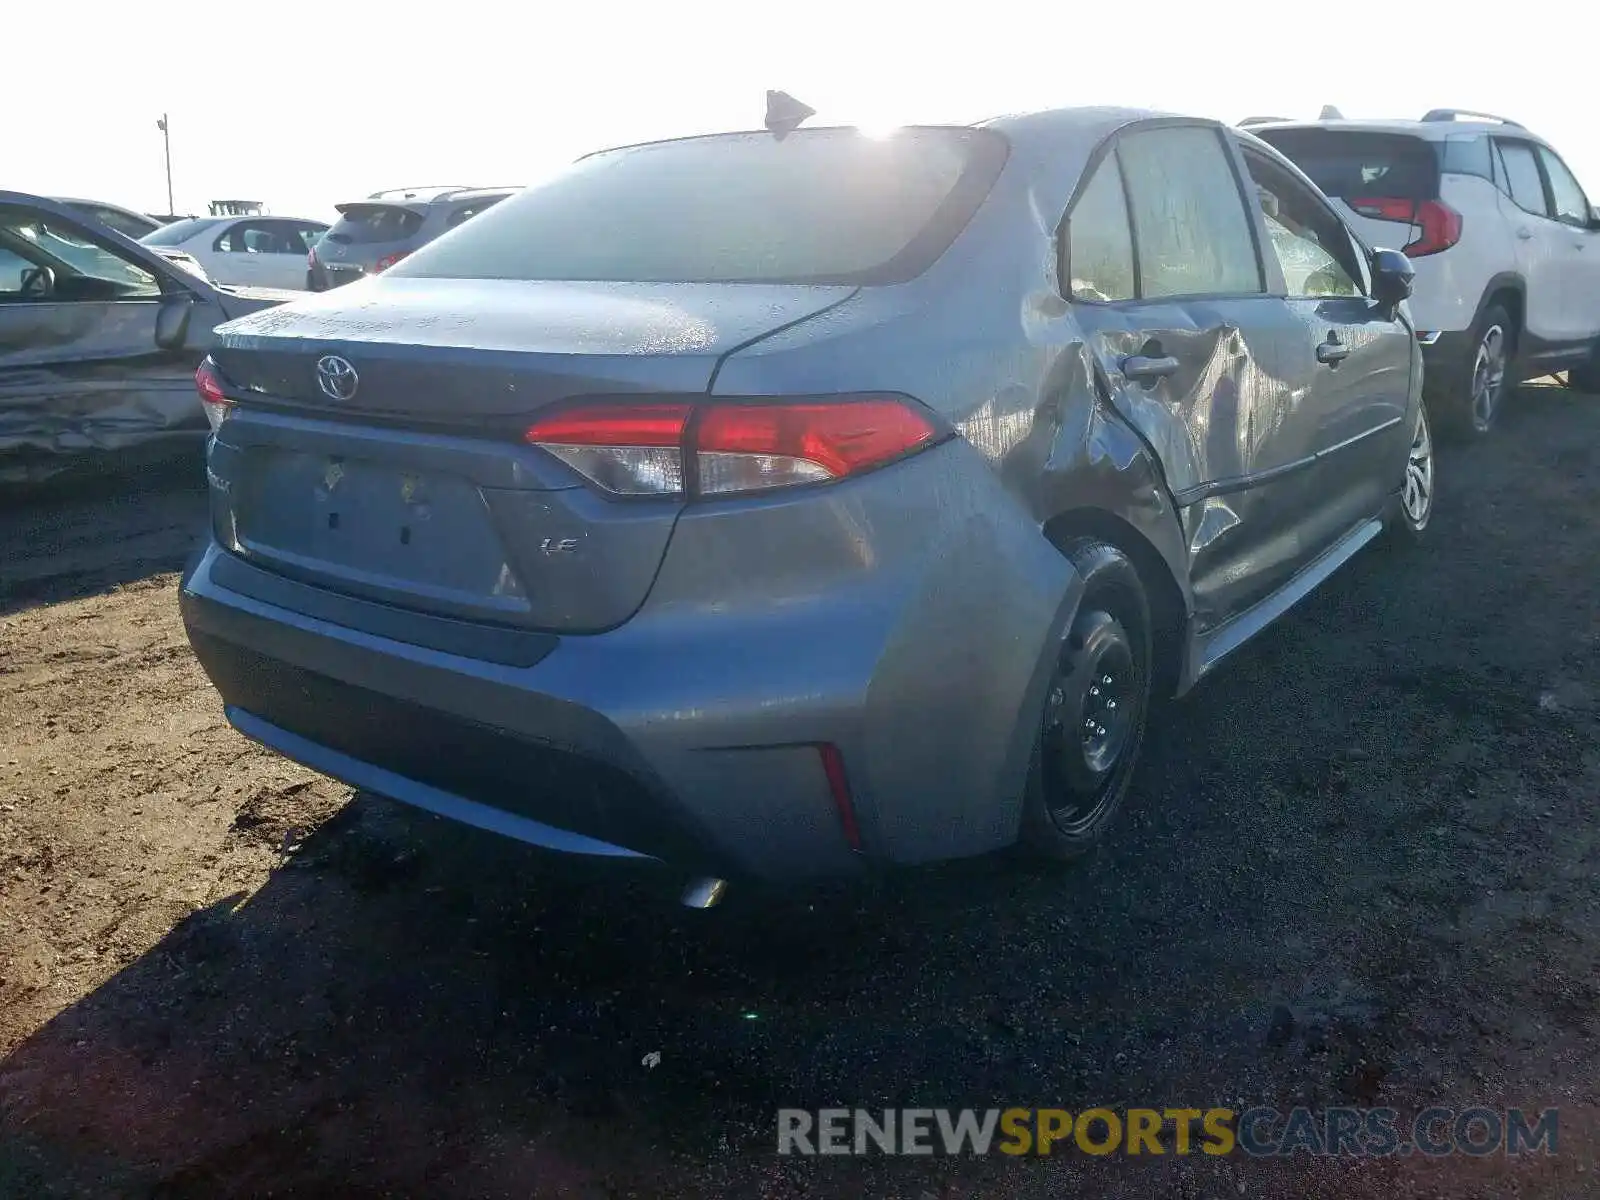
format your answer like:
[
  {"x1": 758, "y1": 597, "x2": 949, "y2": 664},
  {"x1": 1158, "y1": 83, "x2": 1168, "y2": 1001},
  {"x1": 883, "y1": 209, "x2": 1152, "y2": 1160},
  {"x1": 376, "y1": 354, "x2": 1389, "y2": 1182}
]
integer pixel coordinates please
[{"x1": 777, "y1": 1106, "x2": 1558, "y2": 1158}]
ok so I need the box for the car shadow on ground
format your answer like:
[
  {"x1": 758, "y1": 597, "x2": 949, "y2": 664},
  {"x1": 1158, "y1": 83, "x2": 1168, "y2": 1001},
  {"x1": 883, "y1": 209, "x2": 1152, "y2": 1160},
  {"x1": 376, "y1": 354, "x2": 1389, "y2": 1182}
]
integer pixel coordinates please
[
  {"x1": 0, "y1": 456, "x2": 207, "y2": 618},
  {"x1": 3, "y1": 385, "x2": 1598, "y2": 1198}
]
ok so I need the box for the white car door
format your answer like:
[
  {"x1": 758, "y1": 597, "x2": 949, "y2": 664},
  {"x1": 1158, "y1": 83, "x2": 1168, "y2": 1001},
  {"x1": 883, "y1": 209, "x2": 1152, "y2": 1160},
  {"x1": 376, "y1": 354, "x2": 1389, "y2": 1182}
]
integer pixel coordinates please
[
  {"x1": 1493, "y1": 139, "x2": 1566, "y2": 344},
  {"x1": 1535, "y1": 145, "x2": 1600, "y2": 348},
  {"x1": 201, "y1": 220, "x2": 274, "y2": 289}
]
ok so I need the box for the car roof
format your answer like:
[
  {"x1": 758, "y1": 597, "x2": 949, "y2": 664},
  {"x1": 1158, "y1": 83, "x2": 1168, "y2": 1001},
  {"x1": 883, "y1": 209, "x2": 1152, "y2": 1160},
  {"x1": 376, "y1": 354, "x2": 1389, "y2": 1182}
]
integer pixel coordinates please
[
  {"x1": 1243, "y1": 116, "x2": 1547, "y2": 143},
  {"x1": 51, "y1": 196, "x2": 153, "y2": 215}
]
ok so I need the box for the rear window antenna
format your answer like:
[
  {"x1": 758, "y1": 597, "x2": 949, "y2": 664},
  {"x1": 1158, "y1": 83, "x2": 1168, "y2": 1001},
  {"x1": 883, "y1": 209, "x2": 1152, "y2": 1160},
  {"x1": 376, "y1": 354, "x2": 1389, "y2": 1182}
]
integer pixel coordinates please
[{"x1": 765, "y1": 90, "x2": 816, "y2": 140}]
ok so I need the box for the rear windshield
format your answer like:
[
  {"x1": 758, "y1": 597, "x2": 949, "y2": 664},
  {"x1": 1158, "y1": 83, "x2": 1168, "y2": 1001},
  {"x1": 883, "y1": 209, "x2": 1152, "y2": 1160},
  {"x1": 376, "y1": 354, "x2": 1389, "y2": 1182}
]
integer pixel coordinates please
[
  {"x1": 391, "y1": 127, "x2": 1008, "y2": 285},
  {"x1": 325, "y1": 204, "x2": 425, "y2": 245},
  {"x1": 141, "y1": 217, "x2": 221, "y2": 245},
  {"x1": 1253, "y1": 129, "x2": 1440, "y2": 201}
]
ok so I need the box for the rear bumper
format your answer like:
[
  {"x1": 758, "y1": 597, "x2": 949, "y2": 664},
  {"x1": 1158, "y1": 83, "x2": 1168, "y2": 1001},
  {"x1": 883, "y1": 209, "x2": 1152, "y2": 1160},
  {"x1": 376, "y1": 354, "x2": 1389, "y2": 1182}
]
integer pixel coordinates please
[{"x1": 179, "y1": 444, "x2": 1080, "y2": 882}]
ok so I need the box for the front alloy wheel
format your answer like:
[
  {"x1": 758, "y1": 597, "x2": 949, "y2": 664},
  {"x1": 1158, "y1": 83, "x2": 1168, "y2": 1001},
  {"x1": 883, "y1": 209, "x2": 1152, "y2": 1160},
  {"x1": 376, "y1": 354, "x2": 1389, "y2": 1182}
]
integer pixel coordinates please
[{"x1": 1400, "y1": 403, "x2": 1434, "y2": 533}]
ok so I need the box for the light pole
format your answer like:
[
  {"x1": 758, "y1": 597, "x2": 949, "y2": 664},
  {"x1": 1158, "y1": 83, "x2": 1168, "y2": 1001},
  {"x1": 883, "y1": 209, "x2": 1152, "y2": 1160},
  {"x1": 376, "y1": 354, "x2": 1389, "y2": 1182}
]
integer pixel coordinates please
[{"x1": 156, "y1": 114, "x2": 174, "y2": 214}]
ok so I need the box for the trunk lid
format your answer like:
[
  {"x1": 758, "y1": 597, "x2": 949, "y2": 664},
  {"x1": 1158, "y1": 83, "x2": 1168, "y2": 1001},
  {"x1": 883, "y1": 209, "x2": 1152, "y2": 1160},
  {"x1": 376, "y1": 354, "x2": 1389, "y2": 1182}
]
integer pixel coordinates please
[
  {"x1": 205, "y1": 277, "x2": 856, "y2": 632},
  {"x1": 211, "y1": 277, "x2": 855, "y2": 419}
]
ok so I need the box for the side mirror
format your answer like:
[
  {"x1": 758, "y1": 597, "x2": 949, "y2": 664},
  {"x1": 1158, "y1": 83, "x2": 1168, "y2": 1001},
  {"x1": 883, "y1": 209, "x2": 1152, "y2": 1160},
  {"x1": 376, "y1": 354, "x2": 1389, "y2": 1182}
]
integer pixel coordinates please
[
  {"x1": 1370, "y1": 248, "x2": 1415, "y2": 308},
  {"x1": 155, "y1": 294, "x2": 194, "y2": 350},
  {"x1": 19, "y1": 265, "x2": 55, "y2": 298},
  {"x1": 1590, "y1": 205, "x2": 1600, "y2": 230}
]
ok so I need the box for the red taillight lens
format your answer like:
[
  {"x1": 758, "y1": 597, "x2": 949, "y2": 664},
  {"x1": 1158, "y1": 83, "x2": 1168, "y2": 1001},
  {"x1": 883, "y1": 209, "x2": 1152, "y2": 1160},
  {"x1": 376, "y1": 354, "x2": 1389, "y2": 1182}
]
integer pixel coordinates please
[
  {"x1": 373, "y1": 250, "x2": 410, "y2": 272},
  {"x1": 523, "y1": 396, "x2": 939, "y2": 498},
  {"x1": 195, "y1": 357, "x2": 233, "y2": 432},
  {"x1": 817, "y1": 743, "x2": 862, "y2": 852},
  {"x1": 1349, "y1": 196, "x2": 1417, "y2": 223},
  {"x1": 1404, "y1": 199, "x2": 1463, "y2": 257},
  {"x1": 1348, "y1": 196, "x2": 1461, "y2": 257}
]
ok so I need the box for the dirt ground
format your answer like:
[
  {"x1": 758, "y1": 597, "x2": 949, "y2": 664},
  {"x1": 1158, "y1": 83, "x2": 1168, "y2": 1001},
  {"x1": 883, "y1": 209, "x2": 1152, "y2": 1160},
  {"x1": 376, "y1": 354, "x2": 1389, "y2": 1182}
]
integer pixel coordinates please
[{"x1": 2, "y1": 386, "x2": 1599, "y2": 1199}]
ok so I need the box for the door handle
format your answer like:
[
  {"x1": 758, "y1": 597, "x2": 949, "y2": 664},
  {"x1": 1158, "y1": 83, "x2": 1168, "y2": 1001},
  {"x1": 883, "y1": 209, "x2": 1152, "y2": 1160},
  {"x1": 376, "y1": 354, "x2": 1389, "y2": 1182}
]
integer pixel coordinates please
[
  {"x1": 1316, "y1": 335, "x2": 1350, "y2": 365},
  {"x1": 1517, "y1": 227, "x2": 1534, "y2": 240},
  {"x1": 1121, "y1": 354, "x2": 1180, "y2": 381}
]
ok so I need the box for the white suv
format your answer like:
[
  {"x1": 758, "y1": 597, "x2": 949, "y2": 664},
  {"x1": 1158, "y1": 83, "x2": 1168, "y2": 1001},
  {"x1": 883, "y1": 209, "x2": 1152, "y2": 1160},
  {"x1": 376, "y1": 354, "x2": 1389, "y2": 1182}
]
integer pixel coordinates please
[{"x1": 1247, "y1": 110, "x2": 1600, "y2": 435}]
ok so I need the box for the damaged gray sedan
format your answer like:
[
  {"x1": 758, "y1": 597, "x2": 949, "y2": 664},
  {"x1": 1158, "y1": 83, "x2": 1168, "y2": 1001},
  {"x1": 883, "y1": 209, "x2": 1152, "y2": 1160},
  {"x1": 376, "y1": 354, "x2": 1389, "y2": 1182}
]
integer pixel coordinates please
[
  {"x1": 180, "y1": 108, "x2": 1434, "y2": 899},
  {"x1": 0, "y1": 192, "x2": 295, "y2": 484}
]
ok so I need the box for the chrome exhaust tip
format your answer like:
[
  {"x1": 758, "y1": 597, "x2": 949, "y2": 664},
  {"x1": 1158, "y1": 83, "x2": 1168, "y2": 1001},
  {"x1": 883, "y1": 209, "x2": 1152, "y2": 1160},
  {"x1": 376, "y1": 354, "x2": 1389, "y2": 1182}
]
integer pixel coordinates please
[{"x1": 680, "y1": 877, "x2": 728, "y2": 909}]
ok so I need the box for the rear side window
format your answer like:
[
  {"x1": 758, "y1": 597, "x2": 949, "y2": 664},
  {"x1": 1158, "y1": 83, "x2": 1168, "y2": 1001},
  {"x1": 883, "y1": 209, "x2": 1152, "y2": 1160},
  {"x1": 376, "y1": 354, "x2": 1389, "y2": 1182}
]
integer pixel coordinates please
[
  {"x1": 325, "y1": 204, "x2": 425, "y2": 245},
  {"x1": 392, "y1": 127, "x2": 1007, "y2": 285},
  {"x1": 1064, "y1": 155, "x2": 1135, "y2": 302},
  {"x1": 1494, "y1": 141, "x2": 1549, "y2": 216},
  {"x1": 1253, "y1": 129, "x2": 1440, "y2": 202},
  {"x1": 1439, "y1": 135, "x2": 1493, "y2": 181},
  {"x1": 1116, "y1": 125, "x2": 1263, "y2": 299},
  {"x1": 445, "y1": 197, "x2": 506, "y2": 229}
]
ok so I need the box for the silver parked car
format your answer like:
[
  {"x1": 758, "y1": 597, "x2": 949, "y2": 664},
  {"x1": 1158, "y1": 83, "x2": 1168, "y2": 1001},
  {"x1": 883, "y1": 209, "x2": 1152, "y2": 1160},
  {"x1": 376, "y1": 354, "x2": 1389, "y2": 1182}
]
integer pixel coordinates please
[
  {"x1": 180, "y1": 108, "x2": 1430, "y2": 902},
  {"x1": 306, "y1": 186, "x2": 517, "y2": 290}
]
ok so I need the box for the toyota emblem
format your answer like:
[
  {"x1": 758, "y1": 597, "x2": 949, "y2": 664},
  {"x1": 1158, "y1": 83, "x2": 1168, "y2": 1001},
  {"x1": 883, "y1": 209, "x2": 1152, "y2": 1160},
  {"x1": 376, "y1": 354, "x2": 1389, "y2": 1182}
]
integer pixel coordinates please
[{"x1": 315, "y1": 355, "x2": 359, "y2": 402}]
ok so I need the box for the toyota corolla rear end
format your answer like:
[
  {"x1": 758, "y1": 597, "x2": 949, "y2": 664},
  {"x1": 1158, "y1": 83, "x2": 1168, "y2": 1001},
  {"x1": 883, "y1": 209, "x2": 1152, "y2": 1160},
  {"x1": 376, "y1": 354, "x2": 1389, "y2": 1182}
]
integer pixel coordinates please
[{"x1": 179, "y1": 125, "x2": 1078, "y2": 885}]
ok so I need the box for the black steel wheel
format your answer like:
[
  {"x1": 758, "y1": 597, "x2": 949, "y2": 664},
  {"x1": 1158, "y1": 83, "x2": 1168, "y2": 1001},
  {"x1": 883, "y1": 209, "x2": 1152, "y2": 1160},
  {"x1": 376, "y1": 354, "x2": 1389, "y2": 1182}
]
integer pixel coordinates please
[{"x1": 1021, "y1": 540, "x2": 1152, "y2": 860}]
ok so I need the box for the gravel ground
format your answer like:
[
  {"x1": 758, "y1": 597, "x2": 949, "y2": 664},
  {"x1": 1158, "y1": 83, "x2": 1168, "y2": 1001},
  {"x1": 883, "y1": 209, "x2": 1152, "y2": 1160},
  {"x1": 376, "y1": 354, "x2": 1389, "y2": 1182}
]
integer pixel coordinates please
[{"x1": 1, "y1": 385, "x2": 1598, "y2": 1199}]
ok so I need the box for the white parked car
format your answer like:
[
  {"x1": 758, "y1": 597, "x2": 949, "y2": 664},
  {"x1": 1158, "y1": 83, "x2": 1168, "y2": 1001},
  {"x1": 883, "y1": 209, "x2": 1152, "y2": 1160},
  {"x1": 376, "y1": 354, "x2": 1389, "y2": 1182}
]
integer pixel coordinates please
[
  {"x1": 140, "y1": 214, "x2": 329, "y2": 291},
  {"x1": 1247, "y1": 109, "x2": 1600, "y2": 434}
]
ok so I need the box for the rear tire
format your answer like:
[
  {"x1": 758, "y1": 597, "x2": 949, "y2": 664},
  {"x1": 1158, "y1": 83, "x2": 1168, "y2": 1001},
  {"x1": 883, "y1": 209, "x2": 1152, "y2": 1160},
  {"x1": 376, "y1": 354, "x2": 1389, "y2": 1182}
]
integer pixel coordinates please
[
  {"x1": 1431, "y1": 304, "x2": 1512, "y2": 439},
  {"x1": 1020, "y1": 540, "x2": 1152, "y2": 862}
]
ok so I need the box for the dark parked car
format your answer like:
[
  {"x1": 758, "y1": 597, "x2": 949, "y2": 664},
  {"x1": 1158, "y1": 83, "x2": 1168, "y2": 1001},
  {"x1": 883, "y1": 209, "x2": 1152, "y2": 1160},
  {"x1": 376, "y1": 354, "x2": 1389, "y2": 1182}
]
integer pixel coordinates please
[
  {"x1": 180, "y1": 109, "x2": 1431, "y2": 904},
  {"x1": 306, "y1": 186, "x2": 516, "y2": 290},
  {"x1": 0, "y1": 192, "x2": 298, "y2": 484}
]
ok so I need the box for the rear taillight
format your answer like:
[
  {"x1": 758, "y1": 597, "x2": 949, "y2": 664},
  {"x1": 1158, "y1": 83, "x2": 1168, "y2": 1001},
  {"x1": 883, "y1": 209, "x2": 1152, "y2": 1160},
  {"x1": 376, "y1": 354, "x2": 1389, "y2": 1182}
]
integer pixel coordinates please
[
  {"x1": 373, "y1": 250, "x2": 410, "y2": 272},
  {"x1": 195, "y1": 357, "x2": 233, "y2": 432},
  {"x1": 1405, "y1": 199, "x2": 1462, "y2": 257},
  {"x1": 1348, "y1": 196, "x2": 1462, "y2": 257},
  {"x1": 306, "y1": 246, "x2": 317, "y2": 268},
  {"x1": 524, "y1": 396, "x2": 941, "y2": 498}
]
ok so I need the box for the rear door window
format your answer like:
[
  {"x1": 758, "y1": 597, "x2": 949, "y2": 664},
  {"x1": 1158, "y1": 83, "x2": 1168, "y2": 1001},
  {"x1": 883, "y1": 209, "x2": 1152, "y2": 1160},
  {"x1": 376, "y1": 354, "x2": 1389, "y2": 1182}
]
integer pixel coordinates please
[
  {"x1": 1536, "y1": 147, "x2": 1592, "y2": 227},
  {"x1": 325, "y1": 205, "x2": 425, "y2": 245},
  {"x1": 1116, "y1": 125, "x2": 1263, "y2": 299},
  {"x1": 216, "y1": 221, "x2": 303, "y2": 254},
  {"x1": 1494, "y1": 141, "x2": 1551, "y2": 217}
]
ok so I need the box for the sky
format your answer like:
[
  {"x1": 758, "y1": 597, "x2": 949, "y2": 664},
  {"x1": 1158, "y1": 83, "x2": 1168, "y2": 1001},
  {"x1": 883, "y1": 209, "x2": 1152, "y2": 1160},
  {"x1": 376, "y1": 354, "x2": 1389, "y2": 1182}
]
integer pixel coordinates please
[{"x1": 10, "y1": 1, "x2": 1599, "y2": 222}]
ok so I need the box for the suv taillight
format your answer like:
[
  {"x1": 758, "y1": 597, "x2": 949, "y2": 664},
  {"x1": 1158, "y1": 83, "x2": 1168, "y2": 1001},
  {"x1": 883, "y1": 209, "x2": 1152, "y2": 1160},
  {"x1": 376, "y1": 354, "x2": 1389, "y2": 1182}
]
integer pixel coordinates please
[
  {"x1": 373, "y1": 250, "x2": 410, "y2": 272},
  {"x1": 524, "y1": 396, "x2": 942, "y2": 498},
  {"x1": 1349, "y1": 196, "x2": 1462, "y2": 257},
  {"x1": 195, "y1": 357, "x2": 234, "y2": 432}
]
